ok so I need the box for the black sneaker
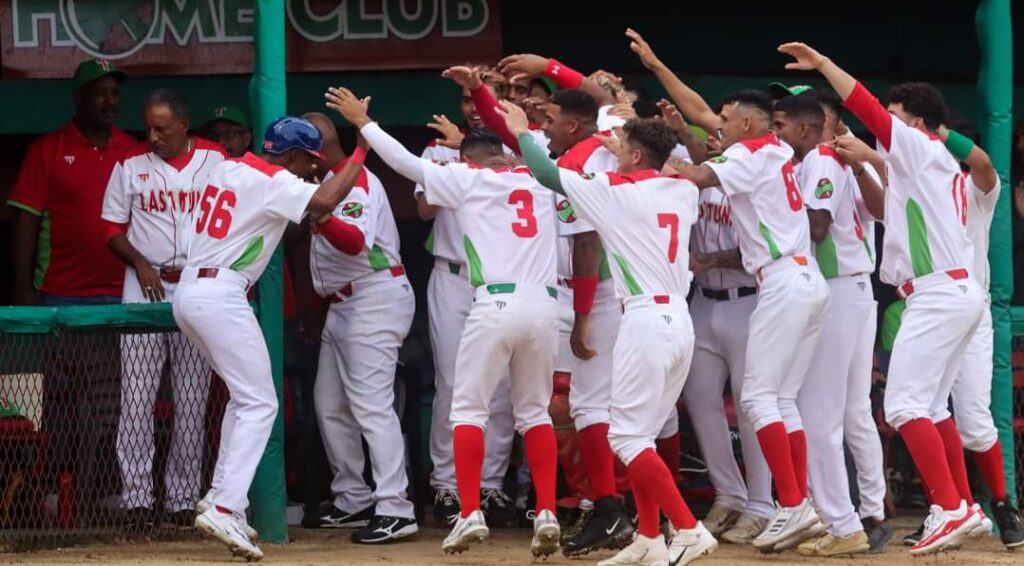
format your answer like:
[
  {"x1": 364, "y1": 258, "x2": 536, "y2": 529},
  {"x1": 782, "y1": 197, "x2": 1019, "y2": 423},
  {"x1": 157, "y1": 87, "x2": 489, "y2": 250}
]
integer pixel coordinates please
[
  {"x1": 562, "y1": 497, "x2": 636, "y2": 557},
  {"x1": 351, "y1": 514, "x2": 419, "y2": 544},
  {"x1": 992, "y1": 498, "x2": 1024, "y2": 550},
  {"x1": 317, "y1": 504, "x2": 375, "y2": 528},
  {"x1": 561, "y1": 508, "x2": 592, "y2": 540},
  {"x1": 123, "y1": 507, "x2": 154, "y2": 534},
  {"x1": 902, "y1": 521, "x2": 923, "y2": 546},
  {"x1": 862, "y1": 517, "x2": 895, "y2": 554},
  {"x1": 433, "y1": 489, "x2": 461, "y2": 526},
  {"x1": 161, "y1": 509, "x2": 196, "y2": 529},
  {"x1": 480, "y1": 488, "x2": 517, "y2": 528}
]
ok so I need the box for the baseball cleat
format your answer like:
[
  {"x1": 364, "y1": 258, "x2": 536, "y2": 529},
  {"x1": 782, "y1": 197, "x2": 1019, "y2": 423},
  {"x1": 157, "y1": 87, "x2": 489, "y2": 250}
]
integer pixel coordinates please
[
  {"x1": 317, "y1": 504, "x2": 375, "y2": 529},
  {"x1": 797, "y1": 530, "x2": 870, "y2": 557},
  {"x1": 442, "y1": 510, "x2": 489, "y2": 554},
  {"x1": 194, "y1": 489, "x2": 258, "y2": 541},
  {"x1": 351, "y1": 514, "x2": 418, "y2": 544},
  {"x1": 720, "y1": 513, "x2": 768, "y2": 544},
  {"x1": 531, "y1": 509, "x2": 561, "y2": 559},
  {"x1": 433, "y1": 488, "x2": 461, "y2": 526},
  {"x1": 667, "y1": 521, "x2": 718, "y2": 565},
  {"x1": 598, "y1": 533, "x2": 670, "y2": 566},
  {"x1": 195, "y1": 507, "x2": 263, "y2": 562},
  {"x1": 967, "y1": 503, "x2": 993, "y2": 539},
  {"x1": 702, "y1": 502, "x2": 742, "y2": 537},
  {"x1": 861, "y1": 517, "x2": 895, "y2": 554},
  {"x1": 772, "y1": 518, "x2": 826, "y2": 552},
  {"x1": 909, "y1": 500, "x2": 980, "y2": 555},
  {"x1": 562, "y1": 496, "x2": 635, "y2": 557},
  {"x1": 751, "y1": 499, "x2": 818, "y2": 551},
  {"x1": 992, "y1": 498, "x2": 1024, "y2": 550}
]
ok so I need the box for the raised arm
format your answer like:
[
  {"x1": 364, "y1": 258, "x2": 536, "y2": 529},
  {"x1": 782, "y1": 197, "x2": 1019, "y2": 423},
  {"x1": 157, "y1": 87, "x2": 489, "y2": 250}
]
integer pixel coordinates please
[
  {"x1": 939, "y1": 125, "x2": 998, "y2": 193},
  {"x1": 495, "y1": 100, "x2": 564, "y2": 194},
  {"x1": 627, "y1": 28, "x2": 721, "y2": 133},
  {"x1": 778, "y1": 42, "x2": 893, "y2": 150},
  {"x1": 443, "y1": 66, "x2": 523, "y2": 154},
  {"x1": 673, "y1": 161, "x2": 721, "y2": 189},
  {"x1": 658, "y1": 99, "x2": 708, "y2": 164},
  {"x1": 499, "y1": 53, "x2": 615, "y2": 107}
]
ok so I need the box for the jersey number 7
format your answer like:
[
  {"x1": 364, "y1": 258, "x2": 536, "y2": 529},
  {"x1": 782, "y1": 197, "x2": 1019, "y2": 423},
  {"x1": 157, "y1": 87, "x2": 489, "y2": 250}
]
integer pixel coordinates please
[
  {"x1": 657, "y1": 213, "x2": 679, "y2": 263},
  {"x1": 196, "y1": 184, "x2": 236, "y2": 240}
]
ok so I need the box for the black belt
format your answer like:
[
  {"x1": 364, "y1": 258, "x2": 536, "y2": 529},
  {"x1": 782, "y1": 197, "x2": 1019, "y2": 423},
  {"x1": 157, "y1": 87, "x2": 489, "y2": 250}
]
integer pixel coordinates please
[{"x1": 700, "y1": 286, "x2": 757, "y2": 301}]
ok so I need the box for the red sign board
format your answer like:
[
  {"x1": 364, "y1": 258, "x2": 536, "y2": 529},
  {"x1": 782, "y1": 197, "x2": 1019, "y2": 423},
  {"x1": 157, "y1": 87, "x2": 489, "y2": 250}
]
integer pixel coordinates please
[{"x1": 0, "y1": 0, "x2": 502, "y2": 79}]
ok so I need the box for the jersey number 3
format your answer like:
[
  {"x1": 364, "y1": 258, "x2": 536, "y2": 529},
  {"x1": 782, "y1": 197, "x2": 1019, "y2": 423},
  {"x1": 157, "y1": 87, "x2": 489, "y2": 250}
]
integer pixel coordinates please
[
  {"x1": 508, "y1": 189, "x2": 538, "y2": 238},
  {"x1": 196, "y1": 185, "x2": 236, "y2": 240}
]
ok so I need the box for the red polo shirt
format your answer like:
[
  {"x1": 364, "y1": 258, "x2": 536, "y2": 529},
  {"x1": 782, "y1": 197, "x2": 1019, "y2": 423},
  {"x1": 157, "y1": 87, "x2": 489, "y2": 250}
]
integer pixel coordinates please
[{"x1": 7, "y1": 121, "x2": 135, "y2": 297}]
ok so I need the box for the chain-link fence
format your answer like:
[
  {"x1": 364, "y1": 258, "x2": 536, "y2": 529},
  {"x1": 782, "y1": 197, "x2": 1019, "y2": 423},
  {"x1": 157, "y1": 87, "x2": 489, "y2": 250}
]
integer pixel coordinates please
[{"x1": 0, "y1": 306, "x2": 226, "y2": 550}]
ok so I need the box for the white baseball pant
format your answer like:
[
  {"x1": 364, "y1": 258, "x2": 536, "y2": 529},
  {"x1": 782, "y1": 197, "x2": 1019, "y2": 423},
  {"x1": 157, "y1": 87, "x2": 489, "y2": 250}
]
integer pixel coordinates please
[
  {"x1": 950, "y1": 300, "x2": 998, "y2": 452},
  {"x1": 172, "y1": 267, "x2": 276, "y2": 515},
  {"x1": 742, "y1": 257, "x2": 829, "y2": 433},
  {"x1": 884, "y1": 272, "x2": 984, "y2": 430},
  {"x1": 118, "y1": 268, "x2": 211, "y2": 512},
  {"x1": 608, "y1": 296, "x2": 693, "y2": 466},
  {"x1": 315, "y1": 271, "x2": 416, "y2": 519},
  {"x1": 450, "y1": 283, "x2": 558, "y2": 434},
  {"x1": 427, "y1": 261, "x2": 514, "y2": 491},
  {"x1": 570, "y1": 280, "x2": 621, "y2": 431},
  {"x1": 682, "y1": 290, "x2": 773, "y2": 519},
  {"x1": 799, "y1": 274, "x2": 881, "y2": 537}
]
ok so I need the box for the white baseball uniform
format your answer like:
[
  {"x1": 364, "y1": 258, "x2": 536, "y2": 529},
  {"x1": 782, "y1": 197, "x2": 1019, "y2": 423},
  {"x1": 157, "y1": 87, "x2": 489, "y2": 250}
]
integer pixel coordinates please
[
  {"x1": 796, "y1": 145, "x2": 884, "y2": 537},
  {"x1": 101, "y1": 139, "x2": 224, "y2": 513},
  {"x1": 949, "y1": 176, "x2": 1001, "y2": 451},
  {"x1": 311, "y1": 162, "x2": 416, "y2": 519},
  {"x1": 681, "y1": 187, "x2": 773, "y2": 519},
  {"x1": 417, "y1": 142, "x2": 515, "y2": 493},
  {"x1": 704, "y1": 134, "x2": 829, "y2": 434},
  {"x1": 555, "y1": 136, "x2": 621, "y2": 433},
  {"x1": 172, "y1": 152, "x2": 317, "y2": 514},
  {"x1": 555, "y1": 168, "x2": 698, "y2": 465}
]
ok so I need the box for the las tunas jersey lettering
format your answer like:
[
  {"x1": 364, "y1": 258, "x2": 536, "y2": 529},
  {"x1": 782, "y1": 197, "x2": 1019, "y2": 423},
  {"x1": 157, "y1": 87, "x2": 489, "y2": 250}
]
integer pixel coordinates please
[
  {"x1": 691, "y1": 188, "x2": 755, "y2": 290},
  {"x1": 101, "y1": 139, "x2": 226, "y2": 269}
]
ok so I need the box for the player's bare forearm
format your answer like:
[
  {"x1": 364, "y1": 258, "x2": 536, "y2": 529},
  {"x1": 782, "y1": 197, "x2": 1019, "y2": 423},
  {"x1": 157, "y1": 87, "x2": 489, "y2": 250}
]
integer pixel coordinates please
[
  {"x1": 676, "y1": 125, "x2": 708, "y2": 165},
  {"x1": 572, "y1": 232, "x2": 602, "y2": 278},
  {"x1": 307, "y1": 157, "x2": 365, "y2": 219},
  {"x1": 675, "y1": 162, "x2": 720, "y2": 189},
  {"x1": 711, "y1": 248, "x2": 744, "y2": 270},
  {"x1": 415, "y1": 193, "x2": 440, "y2": 220},
  {"x1": 807, "y1": 209, "x2": 833, "y2": 244},
  {"x1": 517, "y1": 132, "x2": 565, "y2": 195},
  {"x1": 939, "y1": 126, "x2": 998, "y2": 193},
  {"x1": 10, "y1": 209, "x2": 40, "y2": 304},
  {"x1": 108, "y1": 233, "x2": 150, "y2": 270},
  {"x1": 653, "y1": 66, "x2": 721, "y2": 133},
  {"x1": 855, "y1": 165, "x2": 886, "y2": 221}
]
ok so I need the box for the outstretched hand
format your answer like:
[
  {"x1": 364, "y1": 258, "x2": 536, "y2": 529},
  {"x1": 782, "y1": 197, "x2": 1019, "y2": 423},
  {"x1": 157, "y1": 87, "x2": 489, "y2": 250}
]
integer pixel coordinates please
[
  {"x1": 495, "y1": 100, "x2": 530, "y2": 138},
  {"x1": 777, "y1": 42, "x2": 828, "y2": 71},
  {"x1": 626, "y1": 28, "x2": 663, "y2": 70},
  {"x1": 441, "y1": 65, "x2": 482, "y2": 90},
  {"x1": 325, "y1": 87, "x2": 372, "y2": 128},
  {"x1": 427, "y1": 114, "x2": 465, "y2": 149},
  {"x1": 498, "y1": 53, "x2": 549, "y2": 84}
]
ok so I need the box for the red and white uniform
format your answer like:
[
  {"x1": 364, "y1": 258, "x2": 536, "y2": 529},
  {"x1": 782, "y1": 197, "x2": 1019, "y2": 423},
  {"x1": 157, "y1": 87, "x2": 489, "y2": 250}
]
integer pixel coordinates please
[
  {"x1": 101, "y1": 139, "x2": 224, "y2": 513},
  {"x1": 310, "y1": 162, "x2": 417, "y2": 519},
  {"x1": 173, "y1": 153, "x2": 317, "y2": 514},
  {"x1": 682, "y1": 188, "x2": 773, "y2": 520},
  {"x1": 556, "y1": 167, "x2": 698, "y2": 465},
  {"x1": 704, "y1": 133, "x2": 829, "y2": 434},
  {"x1": 796, "y1": 145, "x2": 885, "y2": 537},
  {"x1": 416, "y1": 142, "x2": 515, "y2": 494}
]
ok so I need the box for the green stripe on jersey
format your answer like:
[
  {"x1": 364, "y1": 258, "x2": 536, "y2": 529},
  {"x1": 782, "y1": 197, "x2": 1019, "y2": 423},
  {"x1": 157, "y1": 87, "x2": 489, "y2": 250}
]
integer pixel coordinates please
[
  {"x1": 598, "y1": 248, "x2": 612, "y2": 281},
  {"x1": 229, "y1": 236, "x2": 264, "y2": 271},
  {"x1": 368, "y1": 244, "x2": 391, "y2": 271},
  {"x1": 758, "y1": 222, "x2": 782, "y2": 260},
  {"x1": 34, "y1": 212, "x2": 52, "y2": 290},
  {"x1": 906, "y1": 198, "x2": 934, "y2": 277},
  {"x1": 613, "y1": 254, "x2": 644, "y2": 295},
  {"x1": 424, "y1": 226, "x2": 435, "y2": 254},
  {"x1": 815, "y1": 233, "x2": 839, "y2": 279},
  {"x1": 463, "y1": 236, "x2": 485, "y2": 287}
]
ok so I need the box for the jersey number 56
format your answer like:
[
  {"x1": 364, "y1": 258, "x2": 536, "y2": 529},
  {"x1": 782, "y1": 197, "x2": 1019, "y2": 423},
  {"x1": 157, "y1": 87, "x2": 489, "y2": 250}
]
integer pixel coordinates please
[{"x1": 196, "y1": 185, "x2": 236, "y2": 240}]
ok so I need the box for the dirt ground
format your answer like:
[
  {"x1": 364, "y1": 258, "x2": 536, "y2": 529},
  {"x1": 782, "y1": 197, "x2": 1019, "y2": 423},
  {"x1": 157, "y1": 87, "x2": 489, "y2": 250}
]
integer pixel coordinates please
[{"x1": 3, "y1": 516, "x2": 1021, "y2": 566}]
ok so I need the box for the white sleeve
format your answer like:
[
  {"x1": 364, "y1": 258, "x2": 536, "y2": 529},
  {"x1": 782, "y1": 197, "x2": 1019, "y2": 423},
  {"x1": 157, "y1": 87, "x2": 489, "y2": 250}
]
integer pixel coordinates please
[
  {"x1": 556, "y1": 169, "x2": 614, "y2": 228},
  {"x1": 882, "y1": 119, "x2": 930, "y2": 179},
  {"x1": 265, "y1": 170, "x2": 317, "y2": 223},
  {"x1": 703, "y1": 144, "x2": 758, "y2": 196},
  {"x1": 360, "y1": 122, "x2": 426, "y2": 185},
  {"x1": 100, "y1": 160, "x2": 132, "y2": 224},
  {"x1": 800, "y1": 152, "x2": 843, "y2": 215},
  {"x1": 420, "y1": 161, "x2": 475, "y2": 209},
  {"x1": 414, "y1": 144, "x2": 444, "y2": 196},
  {"x1": 969, "y1": 175, "x2": 1001, "y2": 215}
]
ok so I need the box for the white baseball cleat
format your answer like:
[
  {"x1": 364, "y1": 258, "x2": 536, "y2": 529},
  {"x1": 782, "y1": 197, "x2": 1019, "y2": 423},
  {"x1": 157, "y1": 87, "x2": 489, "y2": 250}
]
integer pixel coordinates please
[
  {"x1": 668, "y1": 521, "x2": 718, "y2": 565},
  {"x1": 195, "y1": 507, "x2": 263, "y2": 562},
  {"x1": 773, "y1": 518, "x2": 827, "y2": 552},
  {"x1": 442, "y1": 510, "x2": 489, "y2": 554},
  {"x1": 531, "y1": 509, "x2": 561, "y2": 559},
  {"x1": 195, "y1": 489, "x2": 258, "y2": 541},
  {"x1": 967, "y1": 503, "x2": 993, "y2": 540},
  {"x1": 598, "y1": 533, "x2": 670, "y2": 566},
  {"x1": 910, "y1": 500, "x2": 981, "y2": 555},
  {"x1": 752, "y1": 499, "x2": 818, "y2": 551}
]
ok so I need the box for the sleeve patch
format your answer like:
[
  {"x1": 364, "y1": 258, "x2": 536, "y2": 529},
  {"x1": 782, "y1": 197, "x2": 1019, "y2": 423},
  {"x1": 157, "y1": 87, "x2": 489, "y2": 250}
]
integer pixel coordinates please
[
  {"x1": 556, "y1": 198, "x2": 577, "y2": 223},
  {"x1": 708, "y1": 155, "x2": 728, "y2": 164},
  {"x1": 815, "y1": 178, "x2": 834, "y2": 199},
  {"x1": 579, "y1": 172, "x2": 596, "y2": 180},
  {"x1": 342, "y1": 202, "x2": 364, "y2": 218},
  {"x1": 431, "y1": 159, "x2": 450, "y2": 166}
]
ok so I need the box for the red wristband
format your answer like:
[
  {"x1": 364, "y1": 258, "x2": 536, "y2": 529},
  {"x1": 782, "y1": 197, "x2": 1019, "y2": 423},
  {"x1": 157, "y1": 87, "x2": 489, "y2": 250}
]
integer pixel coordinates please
[
  {"x1": 545, "y1": 58, "x2": 584, "y2": 90},
  {"x1": 572, "y1": 275, "x2": 599, "y2": 315},
  {"x1": 348, "y1": 146, "x2": 367, "y2": 166}
]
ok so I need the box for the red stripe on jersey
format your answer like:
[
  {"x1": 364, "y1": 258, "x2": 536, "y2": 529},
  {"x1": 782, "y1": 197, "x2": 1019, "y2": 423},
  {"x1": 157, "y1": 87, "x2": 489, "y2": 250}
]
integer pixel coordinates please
[
  {"x1": 229, "y1": 152, "x2": 285, "y2": 177},
  {"x1": 194, "y1": 137, "x2": 228, "y2": 156},
  {"x1": 557, "y1": 136, "x2": 607, "y2": 173},
  {"x1": 329, "y1": 161, "x2": 370, "y2": 193},
  {"x1": 607, "y1": 169, "x2": 661, "y2": 185},
  {"x1": 817, "y1": 144, "x2": 846, "y2": 168},
  {"x1": 462, "y1": 163, "x2": 533, "y2": 175},
  {"x1": 738, "y1": 133, "x2": 782, "y2": 153}
]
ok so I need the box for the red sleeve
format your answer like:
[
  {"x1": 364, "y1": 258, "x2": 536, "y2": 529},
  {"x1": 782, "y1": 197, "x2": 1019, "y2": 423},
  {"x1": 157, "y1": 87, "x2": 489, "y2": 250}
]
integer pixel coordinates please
[
  {"x1": 842, "y1": 82, "x2": 892, "y2": 151},
  {"x1": 470, "y1": 85, "x2": 522, "y2": 155},
  {"x1": 545, "y1": 58, "x2": 584, "y2": 90},
  {"x1": 7, "y1": 138, "x2": 49, "y2": 214},
  {"x1": 102, "y1": 220, "x2": 128, "y2": 243},
  {"x1": 573, "y1": 275, "x2": 598, "y2": 315},
  {"x1": 314, "y1": 216, "x2": 365, "y2": 256}
]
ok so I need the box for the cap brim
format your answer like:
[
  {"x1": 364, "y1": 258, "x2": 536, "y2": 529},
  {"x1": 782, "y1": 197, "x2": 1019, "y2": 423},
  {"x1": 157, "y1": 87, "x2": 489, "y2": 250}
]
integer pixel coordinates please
[
  {"x1": 304, "y1": 149, "x2": 326, "y2": 160},
  {"x1": 767, "y1": 82, "x2": 792, "y2": 96}
]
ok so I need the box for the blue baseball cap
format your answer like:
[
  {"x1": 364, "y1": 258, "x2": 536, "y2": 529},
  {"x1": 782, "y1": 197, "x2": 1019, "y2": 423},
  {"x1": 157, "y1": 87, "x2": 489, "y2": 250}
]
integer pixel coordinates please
[{"x1": 262, "y1": 116, "x2": 324, "y2": 159}]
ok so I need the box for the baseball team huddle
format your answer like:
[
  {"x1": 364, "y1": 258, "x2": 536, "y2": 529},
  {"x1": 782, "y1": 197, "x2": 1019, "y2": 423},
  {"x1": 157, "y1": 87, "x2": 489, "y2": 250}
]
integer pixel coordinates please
[{"x1": 69, "y1": 27, "x2": 1024, "y2": 565}]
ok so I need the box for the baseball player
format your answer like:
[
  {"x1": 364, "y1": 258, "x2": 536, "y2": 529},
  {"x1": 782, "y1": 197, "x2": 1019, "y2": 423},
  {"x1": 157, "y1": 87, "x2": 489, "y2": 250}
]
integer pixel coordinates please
[
  {"x1": 780, "y1": 42, "x2": 986, "y2": 555},
  {"x1": 681, "y1": 175, "x2": 774, "y2": 544},
  {"x1": 101, "y1": 89, "x2": 224, "y2": 531},
  {"x1": 421, "y1": 67, "x2": 517, "y2": 526},
  {"x1": 770, "y1": 94, "x2": 877, "y2": 556},
  {"x1": 178, "y1": 114, "x2": 366, "y2": 561},
  {"x1": 507, "y1": 104, "x2": 717, "y2": 566},
  {"x1": 631, "y1": 29, "x2": 829, "y2": 550},
  {"x1": 326, "y1": 86, "x2": 562, "y2": 560}
]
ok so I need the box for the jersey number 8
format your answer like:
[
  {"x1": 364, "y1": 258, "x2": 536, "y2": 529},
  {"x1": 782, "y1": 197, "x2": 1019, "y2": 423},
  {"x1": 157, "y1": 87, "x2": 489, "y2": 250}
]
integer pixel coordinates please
[
  {"x1": 782, "y1": 162, "x2": 804, "y2": 212},
  {"x1": 196, "y1": 185, "x2": 236, "y2": 240}
]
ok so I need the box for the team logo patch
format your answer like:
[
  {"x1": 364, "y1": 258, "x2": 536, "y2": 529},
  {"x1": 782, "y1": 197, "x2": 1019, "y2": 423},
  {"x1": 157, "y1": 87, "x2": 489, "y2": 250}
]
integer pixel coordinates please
[
  {"x1": 857, "y1": 282, "x2": 867, "y2": 292},
  {"x1": 556, "y1": 199, "x2": 577, "y2": 223},
  {"x1": 432, "y1": 159, "x2": 450, "y2": 166},
  {"x1": 662, "y1": 315, "x2": 673, "y2": 325},
  {"x1": 63, "y1": 155, "x2": 75, "y2": 165},
  {"x1": 815, "y1": 178, "x2": 834, "y2": 199},
  {"x1": 579, "y1": 172, "x2": 596, "y2": 180},
  {"x1": 262, "y1": 140, "x2": 273, "y2": 151},
  {"x1": 708, "y1": 155, "x2": 728, "y2": 164},
  {"x1": 495, "y1": 300, "x2": 507, "y2": 310},
  {"x1": 138, "y1": 173, "x2": 149, "y2": 182},
  {"x1": 341, "y1": 202, "x2": 364, "y2": 218}
]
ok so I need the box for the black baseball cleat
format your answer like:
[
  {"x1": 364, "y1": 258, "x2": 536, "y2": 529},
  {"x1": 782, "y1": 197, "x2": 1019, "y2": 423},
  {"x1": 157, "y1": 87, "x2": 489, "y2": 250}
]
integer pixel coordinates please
[
  {"x1": 480, "y1": 488, "x2": 517, "y2": 528},
  {"x1": 561, "y1": 496, "x2": 636, "y2": 557},
  {"x1": 351, "y1": 514, "x2": 419, "y2": 544},
  {"x1": 123, "y1": 507, "x2": 154, "y2": 534},
  {"x1": 433, "y1": 489, "x2": 461, "y2": 526},
  {"x1": 862, "y1": 517, "x2": 895, "y2": 554},
  {"x1": 992, "y1": 498, "x2": 1024, "y2": 550},
  {"x1": 316, "y1": 504, "x2": 375, "y2": 528},
  {"x1": 902, "y1": 521, "x2": 923, "y2": 546}
]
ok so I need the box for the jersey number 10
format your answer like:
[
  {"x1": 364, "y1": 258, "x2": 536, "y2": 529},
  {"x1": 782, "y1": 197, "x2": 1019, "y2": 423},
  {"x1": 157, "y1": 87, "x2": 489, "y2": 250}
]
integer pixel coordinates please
[{"x1": 196, "y1": 185, "x2": 236, "y2": 240}]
